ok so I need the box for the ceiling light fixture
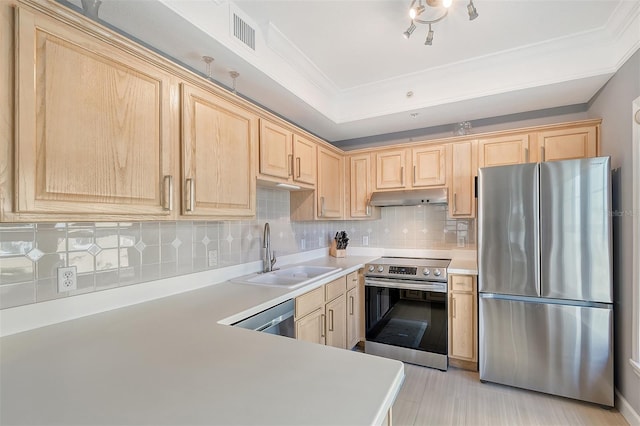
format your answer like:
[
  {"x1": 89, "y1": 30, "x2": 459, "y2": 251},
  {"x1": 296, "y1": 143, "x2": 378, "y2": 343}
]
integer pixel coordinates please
[{"x1": 404, "y1": 0, "x2": 478, "y2": 46}]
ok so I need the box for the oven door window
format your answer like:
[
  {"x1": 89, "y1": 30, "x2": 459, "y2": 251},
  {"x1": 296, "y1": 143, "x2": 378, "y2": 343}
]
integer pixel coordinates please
[{"x1": 365, "y1": 285, "x2": 447, "y2": 355}]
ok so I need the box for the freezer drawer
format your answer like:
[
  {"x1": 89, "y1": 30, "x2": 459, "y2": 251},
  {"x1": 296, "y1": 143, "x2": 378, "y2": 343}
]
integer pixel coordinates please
[{"x1": 479, "y1": 295, "x2": 613, "y2": 406}]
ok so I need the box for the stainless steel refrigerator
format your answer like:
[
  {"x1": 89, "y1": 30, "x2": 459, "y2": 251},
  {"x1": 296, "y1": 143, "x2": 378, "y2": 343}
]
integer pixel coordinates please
[{"x1": 478, "y1": 157, "x2": 614, "y2": 407}]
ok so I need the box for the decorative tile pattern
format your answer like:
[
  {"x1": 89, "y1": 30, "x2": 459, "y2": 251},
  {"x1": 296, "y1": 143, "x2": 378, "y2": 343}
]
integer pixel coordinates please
[
  {"x1": 171, "y1": 238, "x2": 182, "y2": 249},
  {"x1": 0, "y1": 187, "x2": 475, "y2": 310},
  {"x1": 26, "y1": 248, "x2": 44, "y2": 262},
  {"x1": 87, "y1": 244, "x2": 102, "y2": 256}
]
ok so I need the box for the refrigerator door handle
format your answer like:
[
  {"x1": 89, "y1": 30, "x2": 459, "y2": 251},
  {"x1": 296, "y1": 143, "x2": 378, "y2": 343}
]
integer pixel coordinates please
[{"x1": 533, "y1": 164, "x2": 541, "y2": 296}]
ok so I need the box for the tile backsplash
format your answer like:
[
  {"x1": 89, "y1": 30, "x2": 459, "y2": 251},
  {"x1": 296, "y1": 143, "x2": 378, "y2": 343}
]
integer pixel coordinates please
[{"x1": 0, "y1": 188, "x2": 474, "y2": 309}]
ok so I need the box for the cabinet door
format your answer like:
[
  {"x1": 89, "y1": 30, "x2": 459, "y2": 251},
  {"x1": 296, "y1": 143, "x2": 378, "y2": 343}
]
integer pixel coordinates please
[
  {"x1": 295, "y1": 308, "x2": 325, "y2": 345},
  {"x1": 448, "y1": 141, "x2": 476, "y2": 218},
  {"x1": 449, "y1": 275, "x2": 477, "y2": 363},
  {"x1": 449, "y1": 291, "x2": 476, "y2": 360},
  {"x1": 317, "y1": 147, "x2": 344, "y2": 218},
  {"x1": 346, "y1": 285, "x2": 361, "y2": 349},
  {"x1": 182, "y1": 83, "x2": 256, "y2": 217},
  {"x1": 259, "y1": 119, "x2": 292, "y2": 180},
  {"x1": 478, "y1": 134, "x2": 529, "y2": 168},
  {"x1": 349, "y1": 154, "x2": 373, "y2": 218},
  {"x1": 376, "y1": 149, "x2": 407, "y2": 189},
  {"x1": 537, "y1": 126, "x2": 597, "y2": 162},
  {"x1": 15, "y1": 8, "x2": 176, "y2": 218},
  {"x1": 412, "y1": 145, "x2": 446, "y2": 187},
  {"x1": 292, "y1": 135, "x2": 316, "y2": 185},
  {"x1": 325, "y1": 294, "x2": 347, "y2": 349}
]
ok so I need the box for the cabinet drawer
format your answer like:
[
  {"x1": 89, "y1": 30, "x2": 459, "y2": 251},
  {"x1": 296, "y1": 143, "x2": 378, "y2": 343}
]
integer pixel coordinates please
[
  {"x1": 295, "y1": 287, "x2": 324, "y2": 319},
  {"x1": 450, "y1": 275, "x2": 475, "y2": 292},
  {"x1": 346, "y1": 271, "x2": 359, "y2": 290},
  {"x1": 325, "y1": 276, "x2": 347, "y2": 302}
]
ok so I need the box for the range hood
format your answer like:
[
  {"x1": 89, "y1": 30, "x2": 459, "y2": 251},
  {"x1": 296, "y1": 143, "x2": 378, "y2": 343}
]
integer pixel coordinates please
[{"x1": 368, "y1": 188, "x2": 448, "y2": 207}]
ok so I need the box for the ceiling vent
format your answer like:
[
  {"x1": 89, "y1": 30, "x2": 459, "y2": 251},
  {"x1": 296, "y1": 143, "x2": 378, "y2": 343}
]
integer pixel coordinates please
[{"x1": 230, "y1": 6, "x2": 256, "y2": 51}]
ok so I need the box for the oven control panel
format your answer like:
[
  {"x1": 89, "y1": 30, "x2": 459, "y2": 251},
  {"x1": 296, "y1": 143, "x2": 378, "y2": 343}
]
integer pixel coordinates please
[
  {"x1": 365, "y1": 258, "x2": 450, "y2": 282},
  {"x1": 388, "y1": 266, "x2": 417, "y2": 275}
]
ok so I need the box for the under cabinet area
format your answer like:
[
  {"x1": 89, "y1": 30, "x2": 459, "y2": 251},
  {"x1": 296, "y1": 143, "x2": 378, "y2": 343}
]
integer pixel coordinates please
[
  {"x1": 448, "y1": 274, "x2": 478, "y2": 371},
  {"x1": 294, "y1": 270, "x2": 364, "y2": 350}
]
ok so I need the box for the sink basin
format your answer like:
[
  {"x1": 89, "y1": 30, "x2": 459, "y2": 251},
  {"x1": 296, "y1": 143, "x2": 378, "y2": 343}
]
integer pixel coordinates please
[{"x1": 231, "y1": 265, "x2": 342, "y2": 289}]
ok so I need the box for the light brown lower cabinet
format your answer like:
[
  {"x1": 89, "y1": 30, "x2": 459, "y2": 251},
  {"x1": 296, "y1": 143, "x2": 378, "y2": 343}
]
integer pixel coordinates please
[
  {"x1": 294, "y1": 270, "x2": 363, "y2": 350},
  {"x1": 295, "y1": 307, "x2": 325, "y2": 345},
  {"x1": 448, "y1": 274, "x2": 478, "y2": 370}
]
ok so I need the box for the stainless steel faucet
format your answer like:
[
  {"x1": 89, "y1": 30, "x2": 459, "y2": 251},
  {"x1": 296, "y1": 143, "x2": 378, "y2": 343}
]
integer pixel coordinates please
[{"x1": 263, "y1": 222, "x2": 277, "y2": 272}]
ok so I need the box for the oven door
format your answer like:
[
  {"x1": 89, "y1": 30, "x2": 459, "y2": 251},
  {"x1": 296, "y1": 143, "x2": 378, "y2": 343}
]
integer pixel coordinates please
[{"x1": 365, "y1": 278, "x2": 448, "y2": 358}]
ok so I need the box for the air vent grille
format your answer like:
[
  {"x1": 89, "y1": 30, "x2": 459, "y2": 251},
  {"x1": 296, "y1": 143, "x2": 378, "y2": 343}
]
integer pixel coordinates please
[{"x1": 233, "y1": 13, "x2": 255, "y2": 50}]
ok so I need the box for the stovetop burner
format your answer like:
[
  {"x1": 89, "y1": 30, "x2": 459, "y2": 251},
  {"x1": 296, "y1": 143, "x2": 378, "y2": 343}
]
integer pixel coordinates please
[{"x1": 364, "y1": 257, "x2": 450, "y2": 282}]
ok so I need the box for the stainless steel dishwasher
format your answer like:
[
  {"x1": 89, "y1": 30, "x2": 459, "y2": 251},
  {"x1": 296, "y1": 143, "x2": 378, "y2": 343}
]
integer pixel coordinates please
[{"x1": 232, "y1": 299, "x2": 295, "y2": 338}]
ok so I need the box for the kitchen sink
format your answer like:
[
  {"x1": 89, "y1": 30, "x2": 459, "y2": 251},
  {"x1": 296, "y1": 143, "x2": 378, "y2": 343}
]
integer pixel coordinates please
[{"x1": 231, "y1": 265, "x2": 342, "y2": 289}]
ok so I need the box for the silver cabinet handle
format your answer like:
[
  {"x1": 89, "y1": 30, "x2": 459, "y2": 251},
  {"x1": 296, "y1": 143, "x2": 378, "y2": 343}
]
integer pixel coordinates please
[
  {"x1": 540, "y1": 146, "x2": 546, "y2": 162},
  {"x1": 288, "y1": 154, "x2": 293, "y2": 176},
  {"x1": 453, "y1": 193, "x2": 457, "y2": 213},
  {"x1": 349, "y1": 296, "x2": 354, "y2": 315},
  {"x1": 366, "y1": 198, "x2": 371, "y2": 216},
  {"x1": 413, "y1": 165, "x2": 416, "y2": 184},
  {"x1": 525, "y1": 147, "x2": 529, "y2": 163},
  {"x1": 185, "y1": 178, "x2": 195, "y2": 212},
  {"x1": 329, "y1": 309, "x2": 334, "y2": 331},
  {"x1": 400, "y1": 166, "x2": 404, "y2": 186},
  {"x1": 296, "y1": 157, "x2": 301, "y2": 178},
  {"x1": 321, "y1": 313, "x2": 326, "y2": 337},
  {"x1": 319, "y1": 196, "x2": 325, "y2": 217},
  {"x1": 163, "y1": 175, "x2": 173, "y2": 211}
]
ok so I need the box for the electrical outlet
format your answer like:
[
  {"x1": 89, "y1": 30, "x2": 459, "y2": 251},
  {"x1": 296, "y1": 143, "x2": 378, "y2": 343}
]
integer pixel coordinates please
[
  {"x1": 300, "y1": 239, "x2": 306, "y2": 250},
  {"x1": 362, "y1": 235, "x2": 369, "y2": 246},
  {"x1": 208, "y1": 250, "x2": 218, "y2": 267},
  {"x1": 319, "y1": 237, "x2": 324, "y2": 247},
  {"x1": 57, "y1": 266, "x2": 77, "y2": 292},
  {"x1": 457, "y1": 236, "x2": 466, "y2": 248}
]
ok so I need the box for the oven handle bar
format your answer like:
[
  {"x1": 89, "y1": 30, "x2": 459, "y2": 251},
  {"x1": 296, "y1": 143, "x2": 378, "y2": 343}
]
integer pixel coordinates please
[{"x1": 364, "y1": 278, "x2": 447, "y2": 293}]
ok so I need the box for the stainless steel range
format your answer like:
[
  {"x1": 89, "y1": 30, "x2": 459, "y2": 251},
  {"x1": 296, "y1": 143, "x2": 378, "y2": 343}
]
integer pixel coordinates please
[{"x1": 364, "y1": 257, "x2": 450, "y2": 371}]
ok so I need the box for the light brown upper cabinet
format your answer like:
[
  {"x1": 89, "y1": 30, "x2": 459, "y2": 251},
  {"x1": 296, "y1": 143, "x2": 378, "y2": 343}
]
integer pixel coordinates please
[
  {"x1": 535, "y1": 125, "x2": 598, "y2": 162},
  {"x1": 317, "y1": 146, "x2": 344, "y2": 219},
  {"x1": 412, "y1": 145, "x2": 446, "y2": 187},
  {"x1": 10, "y1": 8, "x2": 178, "y2": 221},
  {"x1": 447, "y1": 140, "x2": 477, "y2": 218},
  {"x1": 348, "y1": 153, "x2": 377, "y2": 219},
  {"x1": 375, "y1": 145, "x2": 445, "y2": 191},
  {"x1": 477, "y1": 134, "x2": 530, "y2": 168},
  {"x1": 181, "y1": 83, "x2": 257, "y2": 218},
  {"x1": 375, "y1": 149, "x2": 407, "y2": 190},
  {"x1": 258, "y1": 119, "x2": 316, "y2": 187}
]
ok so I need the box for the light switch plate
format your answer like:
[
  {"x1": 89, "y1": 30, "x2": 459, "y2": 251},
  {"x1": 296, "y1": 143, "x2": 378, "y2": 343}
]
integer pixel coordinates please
[{"x1": 362, "y1": 236, "x2": 369, "y2": 246}]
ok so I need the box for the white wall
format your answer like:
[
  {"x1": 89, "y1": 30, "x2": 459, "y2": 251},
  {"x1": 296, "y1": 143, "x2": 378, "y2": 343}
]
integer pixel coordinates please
[{"x1": 588, "y1": 48, "x2": 640, "y2": 416}]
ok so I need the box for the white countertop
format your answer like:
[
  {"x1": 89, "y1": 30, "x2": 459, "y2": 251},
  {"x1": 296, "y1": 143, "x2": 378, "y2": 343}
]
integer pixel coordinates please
[
  {"x1": 0, "y1": 249, "x2": 477, "y2": 425},
  {"x1": 447, "y1": 257, "x2": 478, "y2": 275},
  {"x1": 1, "y1": 255, "x2": 405, "y2": 425}
]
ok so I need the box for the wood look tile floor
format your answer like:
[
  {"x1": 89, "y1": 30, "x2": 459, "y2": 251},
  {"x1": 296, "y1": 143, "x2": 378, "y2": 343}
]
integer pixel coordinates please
[{"x1": 393, "y1": 364, "x2": 628, "y2": 425}]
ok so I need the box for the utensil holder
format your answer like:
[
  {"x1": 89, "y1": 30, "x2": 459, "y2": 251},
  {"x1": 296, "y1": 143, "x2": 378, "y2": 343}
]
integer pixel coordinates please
[{"x1": 329, "y1": 241, "x2": 346, "y2": 258}]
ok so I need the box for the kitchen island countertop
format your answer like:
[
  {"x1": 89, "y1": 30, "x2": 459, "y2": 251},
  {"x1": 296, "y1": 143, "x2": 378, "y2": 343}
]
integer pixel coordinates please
[{"x1": 0, "y1": 255, "x2": 403, "y2": 426}]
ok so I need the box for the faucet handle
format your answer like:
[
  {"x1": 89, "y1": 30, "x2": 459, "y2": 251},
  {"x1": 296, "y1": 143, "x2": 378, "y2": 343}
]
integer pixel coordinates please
[{"x1": 271, "y1": 251, "x2": 277, "y2": 267}]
